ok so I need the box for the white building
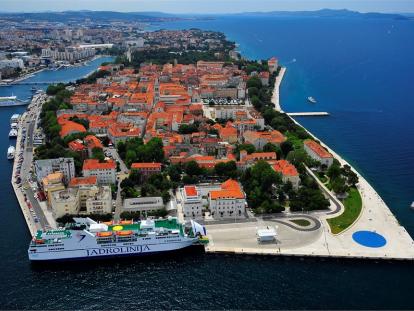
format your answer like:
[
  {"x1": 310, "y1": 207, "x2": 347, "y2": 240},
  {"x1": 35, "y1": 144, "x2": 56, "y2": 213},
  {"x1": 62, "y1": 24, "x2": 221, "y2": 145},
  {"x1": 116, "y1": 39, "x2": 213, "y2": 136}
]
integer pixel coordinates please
[
  {"x1": 35, "y1": 158, "x2": 76, "y2": 185},
  {"x1": 181, "y1": 185, "x2": 203, "y2": 218},
  {"x1": 85, "y1": 186, "x2": 113, "y2": 215},
  {"x1": 41, "y1": 48, "x2": 95, "y2": 62},
  {"x1": 208, "y1": 179, "x2": 246, "y2": 219},
  {"x1": 0, "y1": 58, "x2": 24, "y2": 69},
  {"x1": 51, "y1": 185, "x2": 112, "y2": 219},
  {"x1": 304, "y1": 139, "x2": 334, "y2": 168},
  {"x1": 50, "y1": 188, "x2": 80, "y2": 219},
  {"x1": 122, "y1": 197, "x2": 164, "y2": 213},
  {"x1": 82, "y1": 159, "x2": 116, "y2": 185}
]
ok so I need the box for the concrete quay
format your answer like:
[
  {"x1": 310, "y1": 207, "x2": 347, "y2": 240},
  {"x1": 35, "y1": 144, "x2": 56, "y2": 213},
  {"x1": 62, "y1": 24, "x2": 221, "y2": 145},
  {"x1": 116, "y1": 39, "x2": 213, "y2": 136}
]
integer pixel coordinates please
[
  {"x1": 11, "y1": 111, "x2": 39, "y2": 237},
  {"x1": 11, "y1": 94, "x2": 54, "y2": 237}
]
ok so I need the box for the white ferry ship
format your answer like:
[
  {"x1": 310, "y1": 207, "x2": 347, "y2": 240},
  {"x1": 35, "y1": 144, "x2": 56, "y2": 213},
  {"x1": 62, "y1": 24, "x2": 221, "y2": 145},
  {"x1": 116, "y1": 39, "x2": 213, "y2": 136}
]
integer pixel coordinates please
[
  {"x1": 7, "y1": 145, "x2": 15, "y2": 160},
  {"x1": 0, "y1": 96, "x2": 27, "y2": 107},
  {"x1": 28, "y1": 217, "x2": 207, "y2": 261}
]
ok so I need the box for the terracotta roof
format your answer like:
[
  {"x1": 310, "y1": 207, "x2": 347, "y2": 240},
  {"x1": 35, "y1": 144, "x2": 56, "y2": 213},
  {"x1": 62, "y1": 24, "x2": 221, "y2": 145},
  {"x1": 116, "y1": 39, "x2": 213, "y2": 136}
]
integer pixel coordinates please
[
  {"x1": 69, "y1": 176, "x2": 98, "y2": 187},
  {"x1": 83, "y1": 159, "x2": 116, "y2": 171},
  {"x1": 68, "y1": 139, "x2": 86, "y2": 151},
  {"x1": 131, "y1": 163, "x2": 162, "y2": 169},
  {"x1": 59, "y1": 120, "x2": 87, "y2": 138},
  {"x1": 85, "y1": 135, "x2": 103, "y2": 149},
  {"x1": 304, "y1": 140, "x2": 333, "y2": 159},
  {"x1": 210, "y1": 179, "x2": 245, "y2": 200},
  {"x1": 272, "y1": 160, "x2": 299, "y2": 177},
  {"x1": 184, "y1": 185, "x2": 198, "y2": 197}
]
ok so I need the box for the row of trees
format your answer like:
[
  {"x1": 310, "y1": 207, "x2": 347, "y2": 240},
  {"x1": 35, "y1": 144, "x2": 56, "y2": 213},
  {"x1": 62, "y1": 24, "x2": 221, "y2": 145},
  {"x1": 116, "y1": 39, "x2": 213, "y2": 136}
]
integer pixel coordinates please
[
  {"x1": 36, "y1": 84, "x2": 106, "y2": 173},
  {"x1": 326, "y1": 161, "x2": 359, "y2": 195},
  {"x1": 75, "y1": 69, "x2": 111, "y2": 84},
  {"x1": 120, "y1": 171, "x2": 172, "y2": 204},
  {"x1": 117, "y1": 137, "x2": 164, "y2": 167},
  {"x1": 241, "y1": 161, "x2": 284, "y2": 214}
]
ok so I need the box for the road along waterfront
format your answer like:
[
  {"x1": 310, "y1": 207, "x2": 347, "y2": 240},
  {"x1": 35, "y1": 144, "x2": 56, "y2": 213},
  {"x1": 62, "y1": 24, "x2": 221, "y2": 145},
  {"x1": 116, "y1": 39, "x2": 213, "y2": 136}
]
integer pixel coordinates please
[{"x1": 3, "y1": 56, "x2": 114, "y2": 235}]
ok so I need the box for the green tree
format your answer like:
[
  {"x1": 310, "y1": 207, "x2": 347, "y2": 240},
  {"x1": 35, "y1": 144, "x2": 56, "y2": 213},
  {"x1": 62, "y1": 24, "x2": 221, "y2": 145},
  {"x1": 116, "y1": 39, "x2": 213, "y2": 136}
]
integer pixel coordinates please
[
  {"x1": 185, "y1": 161, "x2": 203, "y2": 176},
  {"x1": 214, "y1": 161, "x2": 238, "y2": 179},
  {"x1": 280, "y1": 141, "x2": 293, "y2": 158},
  {"x1": 263, "y1": 142, "x2": 281, "y2": 156},
  {"x1": 91, "y1": 147, "x2": 105, "y2": 161},
  {"x1": 246, "y1": 76, "x2": 262, "y2": 89},
  {"x1": 167, "y1": 164, "x2": 182, "y2": 183}
]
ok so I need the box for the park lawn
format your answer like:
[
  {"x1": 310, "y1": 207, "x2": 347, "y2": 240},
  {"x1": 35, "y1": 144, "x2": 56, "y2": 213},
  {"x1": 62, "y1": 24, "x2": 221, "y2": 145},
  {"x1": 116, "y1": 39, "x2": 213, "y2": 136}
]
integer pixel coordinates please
[
  {"x1": 285, "y1": 131, "x2": 304, "y2": 150},
  {"x1": 327, "y1": 187, "x2": 362, "y2": 234},
  {"x1": 290, "y1": 219, "x2": 311, "y2": 227}
]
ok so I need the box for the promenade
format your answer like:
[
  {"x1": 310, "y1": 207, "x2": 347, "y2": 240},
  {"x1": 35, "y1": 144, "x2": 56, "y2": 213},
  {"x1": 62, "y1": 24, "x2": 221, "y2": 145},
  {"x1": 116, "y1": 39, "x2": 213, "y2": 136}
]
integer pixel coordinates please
[
  {"x1": 271, "y1": 67, "x2": 286, "y2": 112},
  {"x1": 205, "y1": 64, "x2": 414, "y2": 261},
  {"x1": 11, "y1": 93, "x2": 55, "y2": 237}
]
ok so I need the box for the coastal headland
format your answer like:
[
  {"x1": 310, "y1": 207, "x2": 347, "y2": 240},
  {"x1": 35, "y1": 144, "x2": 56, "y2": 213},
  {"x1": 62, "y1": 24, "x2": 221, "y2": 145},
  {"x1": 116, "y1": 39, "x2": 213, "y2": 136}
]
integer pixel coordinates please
[
  {"x1": 8, "y1": 29, "x2": 414, "y2": 262},
  {"x1": 205, "y1": 67, "x2": 414, "y2": 261}
]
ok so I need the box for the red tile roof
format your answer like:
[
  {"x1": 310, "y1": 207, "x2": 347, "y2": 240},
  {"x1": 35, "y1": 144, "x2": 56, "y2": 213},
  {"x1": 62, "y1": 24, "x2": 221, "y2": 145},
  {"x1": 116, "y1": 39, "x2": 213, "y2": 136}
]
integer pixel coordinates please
[
  {"x1": 210, "y1": 179, "x2": 245, "y2": 200},
  {"x1": 83, "y1": 159, "x2": 116, "y2": 171},
  {"x1": 304, "y1": 140, "x2": 333, "y2": 159},
  {"x1": 69, "y1": 176, "x2": 98, "y2": 187},
  {"x1": 68, "y1": 139, "x2": 86, "y2": 152},
  {"x1": 272, "y1": 160, "x2": 299, "y2": 177},
  {"x1": 131, "y1": 163, "x2": 162, "y2": 169},
  {"x1": 59, "y1": 120, "x2": 87, "y2": 138},
  {"x1": 184, "y1": 185, "x2": 198, "y2": 197},
  {"x1": 85, "y1": 135, "x2": 103, "y2": 149}
]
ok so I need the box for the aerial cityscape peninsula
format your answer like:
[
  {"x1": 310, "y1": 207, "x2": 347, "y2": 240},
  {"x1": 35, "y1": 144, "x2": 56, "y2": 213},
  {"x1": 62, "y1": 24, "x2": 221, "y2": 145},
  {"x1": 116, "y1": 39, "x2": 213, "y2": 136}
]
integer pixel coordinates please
[
  {"x1": 4, "y1": 23, "x2": 413, "y2": 261},
  {"x1": 1, "y1": 4, "x2": 414, "y2": 310}
]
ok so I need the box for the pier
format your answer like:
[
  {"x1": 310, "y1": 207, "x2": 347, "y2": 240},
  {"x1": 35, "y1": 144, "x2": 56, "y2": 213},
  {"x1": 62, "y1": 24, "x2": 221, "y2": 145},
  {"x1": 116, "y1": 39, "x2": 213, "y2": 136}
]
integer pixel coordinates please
[{"x1": 287, "y1": 112, "x2": 330, "y2": 117}]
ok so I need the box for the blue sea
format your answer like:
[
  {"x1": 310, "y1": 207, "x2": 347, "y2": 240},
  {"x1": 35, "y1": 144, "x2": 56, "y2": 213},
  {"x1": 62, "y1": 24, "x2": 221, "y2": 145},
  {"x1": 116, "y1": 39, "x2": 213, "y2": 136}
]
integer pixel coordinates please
[{"x1": 0, "y1": 16, "x2": 414, "y2": 310}]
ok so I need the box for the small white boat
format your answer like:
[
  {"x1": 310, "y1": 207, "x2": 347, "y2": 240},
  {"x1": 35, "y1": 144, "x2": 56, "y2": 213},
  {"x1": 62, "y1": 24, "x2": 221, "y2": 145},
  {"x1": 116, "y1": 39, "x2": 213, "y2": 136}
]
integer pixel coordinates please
[
  {"x1": 307, "y1": 96, "x2": 317, "y2": 104},
  {"x1": 9, "y1": 129, "x2": 18, "y2": 138},
  {"x1": 411, "y1": 202, "x2": 414, "y2": 210},
  {"x1": 7, "y1": 145, "x2": 15, "y2": 160}
]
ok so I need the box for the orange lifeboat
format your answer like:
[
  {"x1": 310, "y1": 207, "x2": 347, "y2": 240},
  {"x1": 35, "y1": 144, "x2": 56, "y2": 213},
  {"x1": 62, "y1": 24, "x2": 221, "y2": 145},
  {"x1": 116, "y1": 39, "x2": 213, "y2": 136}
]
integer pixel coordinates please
[
  {"x1": 116, "y1": 230, "x2": 133, "y2": 236},
  {"x1": 103, "y1": 221, "x2": 113, "y2": 226},
  {"x1": 120, "y1": 220, "x2": 132, "y2": 225},
  {"x1": 35, "y1": 239, "x2": 45, "y2": 244},
  {"x1": 97, "y1": 231, "x2": 112, "y2": 238}
]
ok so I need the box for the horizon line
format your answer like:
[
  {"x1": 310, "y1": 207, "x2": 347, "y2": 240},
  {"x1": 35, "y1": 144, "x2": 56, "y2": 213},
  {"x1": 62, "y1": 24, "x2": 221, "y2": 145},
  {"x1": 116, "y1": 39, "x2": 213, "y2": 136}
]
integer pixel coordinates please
[{"x1": 0, "y1": 8, "x2": 413, "y2": 15}]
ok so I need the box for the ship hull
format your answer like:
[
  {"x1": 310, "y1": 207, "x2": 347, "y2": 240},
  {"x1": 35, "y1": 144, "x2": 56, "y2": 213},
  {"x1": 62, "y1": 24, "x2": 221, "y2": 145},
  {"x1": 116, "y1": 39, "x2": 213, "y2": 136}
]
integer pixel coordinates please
[
  {"x1": 0, "y1": 102, "x2": 28, "y2": 107},
  {"x1": 29, "y1": 239, "x2": 197, "y2": 261}
]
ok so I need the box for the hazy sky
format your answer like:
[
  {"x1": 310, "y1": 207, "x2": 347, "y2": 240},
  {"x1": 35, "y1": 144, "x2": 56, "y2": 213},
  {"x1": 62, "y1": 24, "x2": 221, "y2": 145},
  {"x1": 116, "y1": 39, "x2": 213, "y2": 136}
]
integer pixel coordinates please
[{"x1": 1, "y1": 0, "x2": 413, "y2": 14}]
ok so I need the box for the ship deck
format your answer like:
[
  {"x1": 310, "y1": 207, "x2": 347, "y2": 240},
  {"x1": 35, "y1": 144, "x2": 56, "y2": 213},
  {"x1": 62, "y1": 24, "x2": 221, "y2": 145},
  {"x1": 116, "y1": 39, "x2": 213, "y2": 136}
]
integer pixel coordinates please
[{"x1": 107, "y1": 219, "x2": 183, "y2": 233}]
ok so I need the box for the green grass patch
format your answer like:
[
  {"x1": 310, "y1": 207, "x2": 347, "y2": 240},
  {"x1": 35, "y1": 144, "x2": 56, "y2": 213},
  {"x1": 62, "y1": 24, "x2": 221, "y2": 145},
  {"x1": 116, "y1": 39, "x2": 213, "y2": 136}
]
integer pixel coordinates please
[
  {"x1": 327, "y1": 187, "x2": 362, "y2": 234},
  {"x1": 285, "y1": 131, "x2": 304, "y2": 150},
  {"x1": 290, "y1": 219, "x2": 311, "y2": 227}
]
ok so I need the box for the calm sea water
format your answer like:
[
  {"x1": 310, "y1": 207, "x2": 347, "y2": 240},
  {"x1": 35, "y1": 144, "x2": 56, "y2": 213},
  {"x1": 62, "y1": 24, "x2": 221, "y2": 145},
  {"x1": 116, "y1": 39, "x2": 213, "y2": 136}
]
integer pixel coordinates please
[{"x1": 0, "y1": 17, "x2": 414, "y2": 310}]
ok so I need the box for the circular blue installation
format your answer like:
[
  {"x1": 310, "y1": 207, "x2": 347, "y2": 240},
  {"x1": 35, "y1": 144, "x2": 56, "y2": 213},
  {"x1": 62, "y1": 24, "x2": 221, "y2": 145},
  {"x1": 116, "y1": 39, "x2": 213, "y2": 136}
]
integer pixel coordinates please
[{"x1": 352, "y1": 231, "x2": 387, "y2": 248}]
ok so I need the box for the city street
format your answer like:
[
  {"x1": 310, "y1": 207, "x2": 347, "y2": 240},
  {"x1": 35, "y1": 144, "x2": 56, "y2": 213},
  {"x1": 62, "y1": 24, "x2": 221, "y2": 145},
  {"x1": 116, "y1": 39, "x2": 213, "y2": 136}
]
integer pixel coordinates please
[{"x1": 18, "y1": 94, "x2": 51, "y2": 230}]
